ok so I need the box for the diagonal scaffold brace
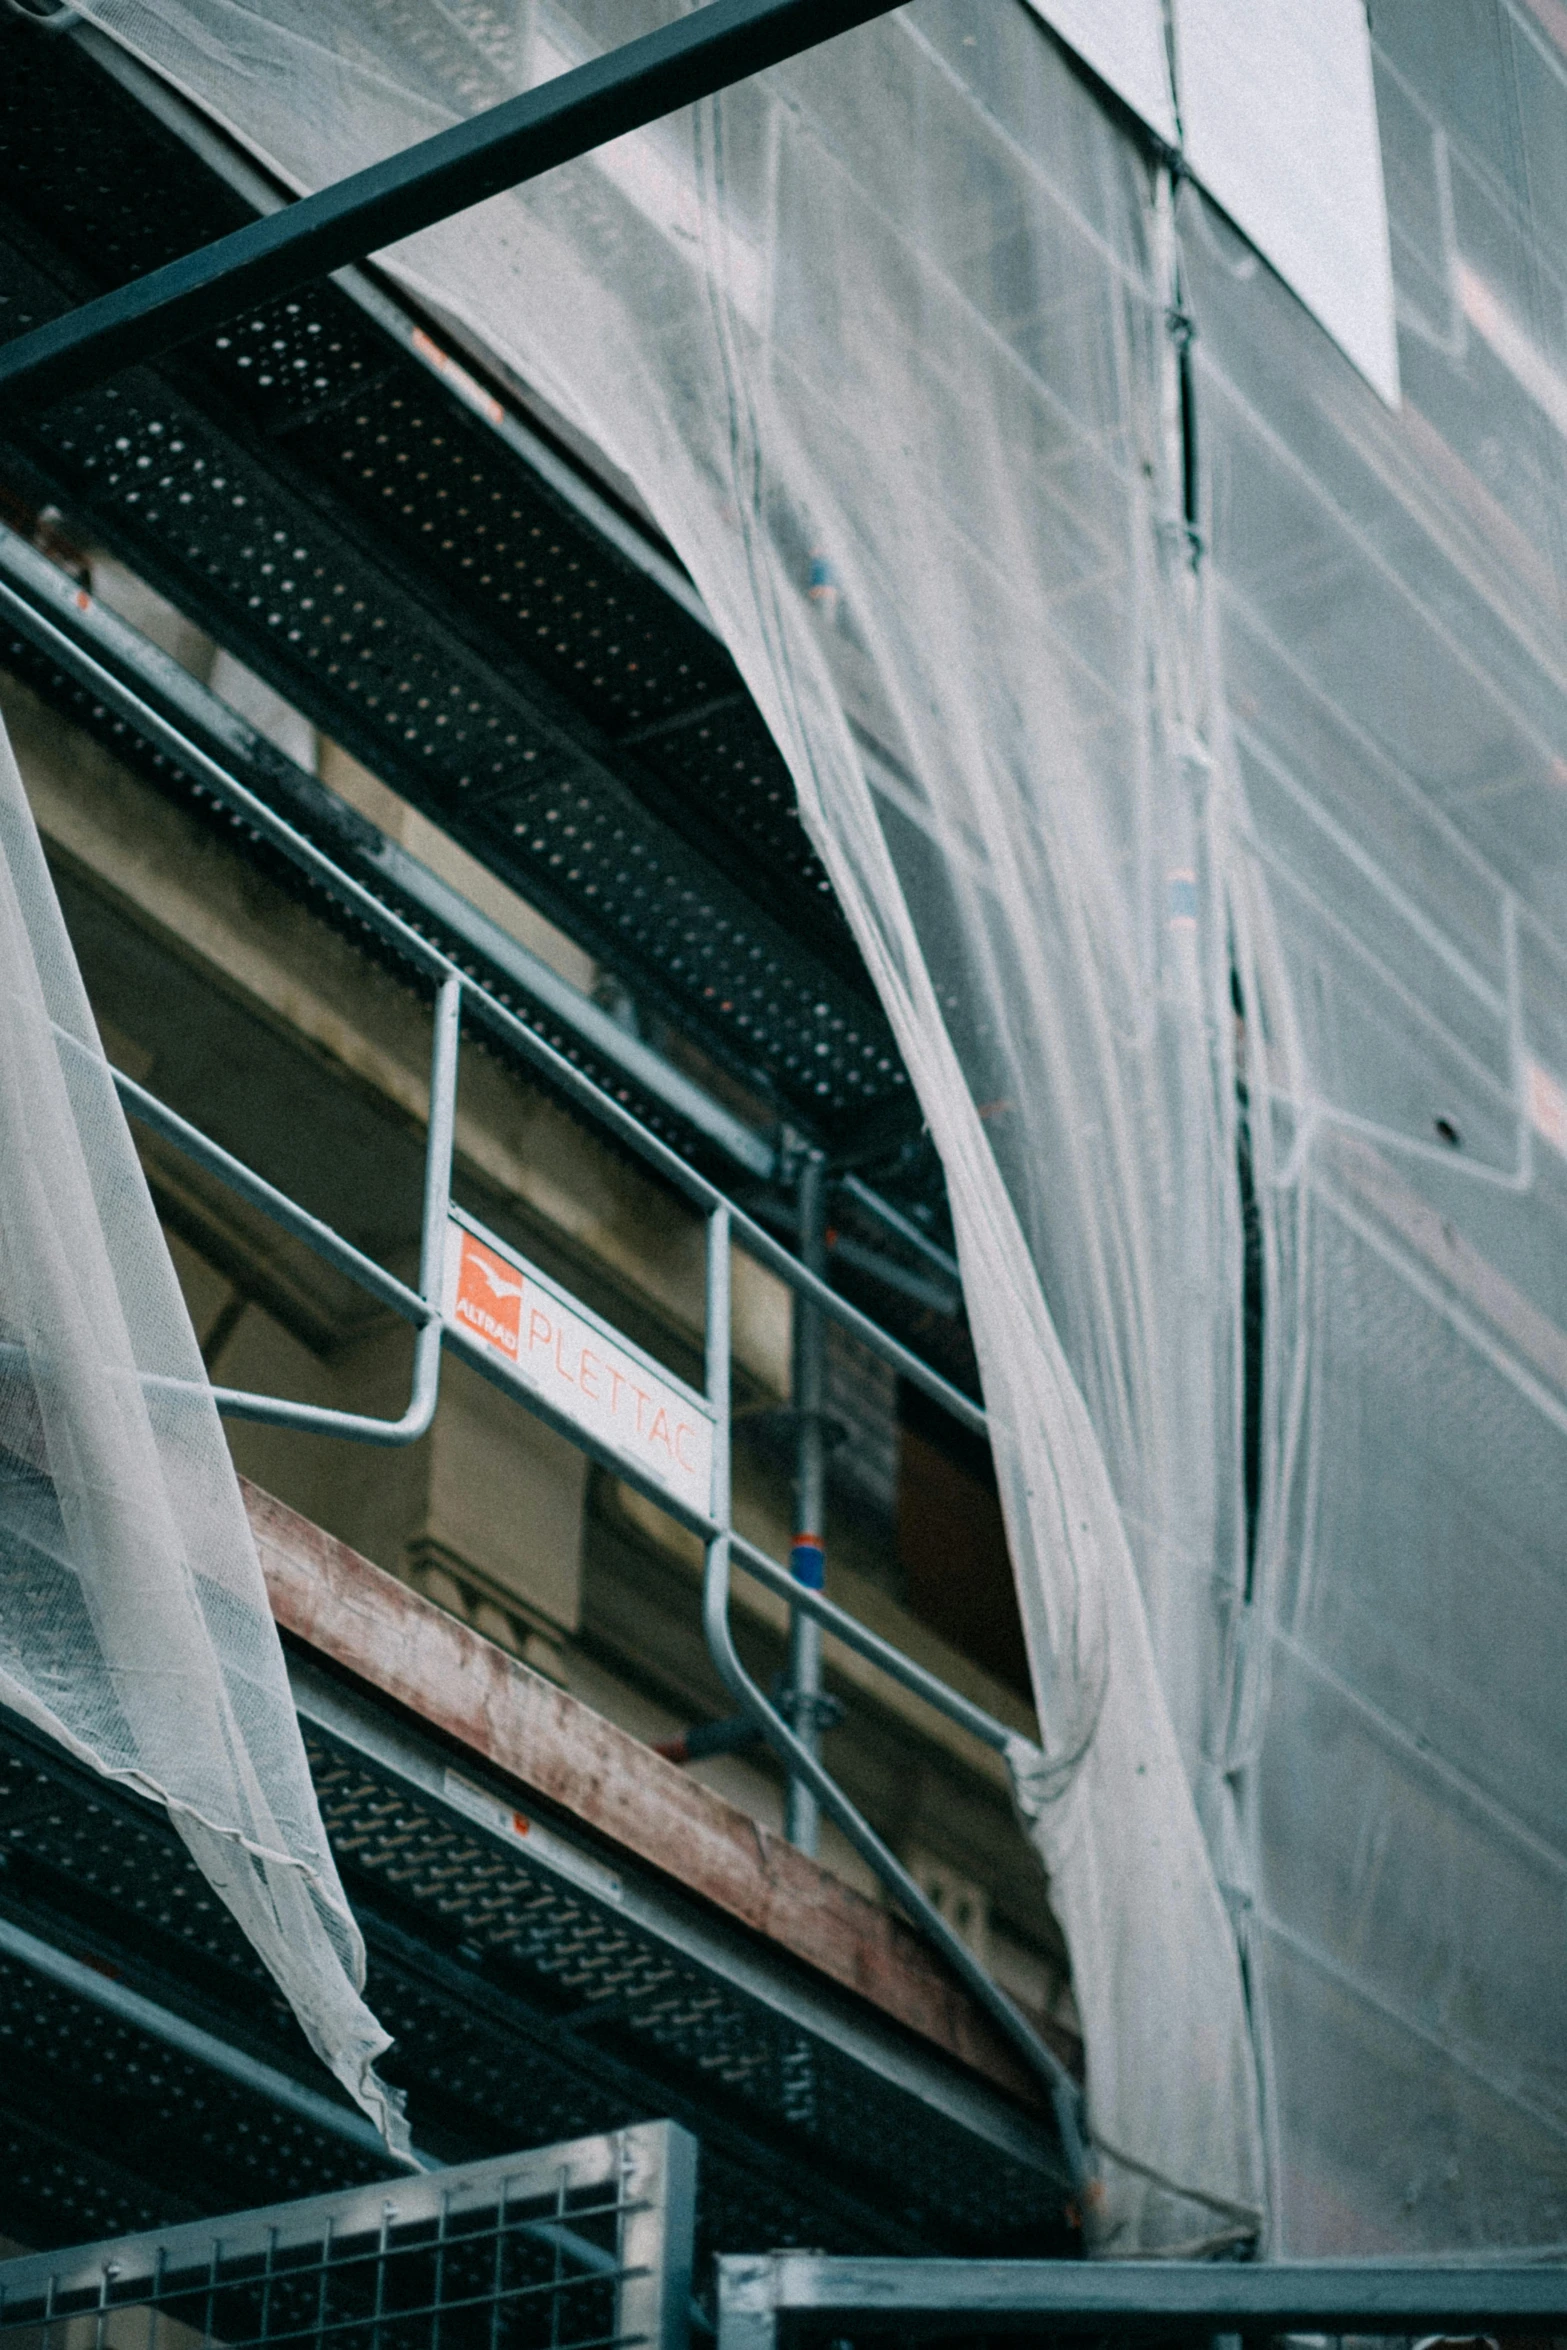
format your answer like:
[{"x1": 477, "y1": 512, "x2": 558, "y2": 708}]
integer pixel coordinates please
[{"x1": 0, "y1": 0, "x2": 901, "y2": 412}]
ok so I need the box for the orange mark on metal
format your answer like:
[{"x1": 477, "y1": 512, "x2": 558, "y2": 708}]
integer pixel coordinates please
[{"x1": 411, "y1": 325, "x2": 506, "y2": 427}]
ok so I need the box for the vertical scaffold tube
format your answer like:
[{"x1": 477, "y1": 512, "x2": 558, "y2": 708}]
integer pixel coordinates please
[
  {"x1": 786, "y1": 1150, "x2": 828, "y2": 1853},
  {"x1": 703, "y1": 1199, "x2": 736, "y2": 1805}
]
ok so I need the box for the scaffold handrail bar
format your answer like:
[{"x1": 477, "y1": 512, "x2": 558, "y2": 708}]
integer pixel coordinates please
[
  {"x1": 213, "y1": 961, "x2": 459, "y2": 1447},
  {"x1": 729, "y1": 1533, "x2": 1021, "y2": 1756},
  {"x1": 0, "y1": 0, "x2": 904, "y2": 411},
  {"x1": 837, "y1": 1172, "x2": 960, "y2": 1287},
  {"x1": 2, "y1": 567, "x2": 984, "y2": 1435},
  {"x1": 700, "y1": 1220, "x2": 1087, "y2": 2195},
  {"x1": 110, "y1": 1065, "x2": 433, "y2": 1327},
  {"x1": 87, "y1": 973, "x2": 459, "y2": 1447},
  {"x1": 702, "y1": 1537, "x2": 1087, "y2": 2187}
]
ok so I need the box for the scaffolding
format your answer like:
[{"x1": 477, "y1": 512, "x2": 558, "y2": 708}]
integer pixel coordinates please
[
  {"x1": 0, "y1": 2126, "x2": 697, "y2": 2350},
  {"x1": 0, "y1": 507, "x2": 1082, "y2": 2183}
]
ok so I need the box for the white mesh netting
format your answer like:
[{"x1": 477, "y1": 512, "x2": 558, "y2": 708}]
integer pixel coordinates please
[
  {"x1": 29, "y1": 0, "x2": 1567, "y2": 2254},
  {"x1": 0, "y1": 714, "x2": 410, "y2": 2154}
]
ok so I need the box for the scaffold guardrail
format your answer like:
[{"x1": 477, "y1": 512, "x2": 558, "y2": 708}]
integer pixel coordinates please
[{"x1": 0, "y1": 535, "x2": 1087, "y2": 2196}]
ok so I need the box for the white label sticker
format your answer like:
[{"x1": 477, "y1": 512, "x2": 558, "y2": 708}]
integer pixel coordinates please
[{"x1": 443, "y1": 1216, "x2": 714, "y2": 1519}]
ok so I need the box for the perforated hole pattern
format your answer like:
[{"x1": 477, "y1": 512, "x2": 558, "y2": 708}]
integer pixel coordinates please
[
  {"x1": 16, "y1": 367, "x2": 903, "y2": 1121},
  {"x1": 0, "y1": 1721, "x2": 1058, "y2": 2255},
  {"x1": 0, "y1": 37, "x2": 909, "y2": 1134}
]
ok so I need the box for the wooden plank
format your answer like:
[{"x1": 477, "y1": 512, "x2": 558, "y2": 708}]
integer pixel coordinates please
[{"x1": 244, "y1": 1478, "x2": 1074, "y2": 2106}]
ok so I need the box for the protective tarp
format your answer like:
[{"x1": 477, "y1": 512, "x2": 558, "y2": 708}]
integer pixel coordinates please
[
  {"x1": 55, "y1": 0, "x2": 1567, "y2": 2255},
  {"x1": 1018, "y1": 0, "x2": 1178, "y2": 147},
  {"x1": 1180, "y1": 0, "x2": 1567, "y2": 2249},
  {"x1": 0, "y1": 714, "x2": 409, "y2": 2153},
  {"x1": 1023, "y1": 0, "x2": 1400, "y2": 403},
  {"x1": 1173, "y1": 0, "x2": 1400, "y2": 404}
]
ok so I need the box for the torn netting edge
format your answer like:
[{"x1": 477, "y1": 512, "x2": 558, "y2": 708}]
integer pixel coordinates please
[
  {"x1": 60, "y1": 0, "x2": 1266, "y2": 2246},
  {"x1": 0, "y1": 713, "x2": 411, "y2": 2157}
]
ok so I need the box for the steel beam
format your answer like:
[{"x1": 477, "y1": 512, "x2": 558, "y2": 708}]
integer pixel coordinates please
[
  {"x1": 0, "y1": 0, "x2": 900, "y2": 410},
  {"x1": 715, "y1": 2250, "x2": 1567, "y2": 2348}
]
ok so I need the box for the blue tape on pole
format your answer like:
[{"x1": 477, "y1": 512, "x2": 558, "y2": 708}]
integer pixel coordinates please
[{"x1": 790, "y1": 1537, "x2": 826, "y2": 1590}]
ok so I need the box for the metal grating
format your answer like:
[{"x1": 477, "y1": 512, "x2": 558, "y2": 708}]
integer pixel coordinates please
[
  {"x1": 0, "y1": 1935, "x2": 387, "y2": 2235},
  {"x1": 0, "y1": 1694, "x2": 1068, "y2": 2263},
  {"x1": 312, "y1": 1710, "x2": 1069, "y2": 2250},
  {"x1": 304, "y1": 1732, "x2": 1038, "y2": 2231},
  {"x1": 0, "y1": 27, "x2": 912, "y2": 1146},
  {"x1": 0, "y1": 2125, "x2": 697, "y2": 2350}
]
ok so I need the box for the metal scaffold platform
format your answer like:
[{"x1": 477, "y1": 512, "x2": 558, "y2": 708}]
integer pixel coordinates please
[{"x1": 0, "y1": 1654, "x2": 1067, "y2": 2258}]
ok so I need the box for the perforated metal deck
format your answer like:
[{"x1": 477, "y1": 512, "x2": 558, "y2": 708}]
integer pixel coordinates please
[
  {"x1": 0, "y1": 25, "x2": 915, "y2": 1153},
  {"x1": 0, "y1": 1663, "x2": 1069, "y2": 2264}
]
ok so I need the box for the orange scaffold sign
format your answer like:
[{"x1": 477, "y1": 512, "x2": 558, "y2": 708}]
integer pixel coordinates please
[{"x1": 442, "y1": 1217, "x2": 714, "y2": 1520}]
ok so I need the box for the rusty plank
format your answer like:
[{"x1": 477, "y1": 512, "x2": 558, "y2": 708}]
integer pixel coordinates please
[{"x1": 243, "y1": 1478, "x2": 1067, "y2": 2104}]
